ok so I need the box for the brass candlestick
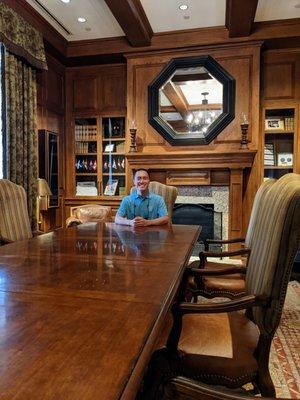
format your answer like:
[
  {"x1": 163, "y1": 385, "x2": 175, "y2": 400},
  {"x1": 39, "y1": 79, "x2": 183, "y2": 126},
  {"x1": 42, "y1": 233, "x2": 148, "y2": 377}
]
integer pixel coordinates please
[
  {"x1": 129, "y1": 128, "x2": 137, "y2": 153},
  {"x1": 240, "y1": 122, "x2": 249, "y2": 149}
]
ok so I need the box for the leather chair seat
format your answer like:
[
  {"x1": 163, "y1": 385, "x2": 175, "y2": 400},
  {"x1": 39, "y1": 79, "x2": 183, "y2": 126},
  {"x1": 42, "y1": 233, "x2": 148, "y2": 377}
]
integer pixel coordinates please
[
  {"x1": 203, "y1": 274, "x2": 245, "y2": 294},
  {"x1": 188, "y1": 260, "x2": 246, "y2": 297},
  {"x1": 160, "y1": 311, "x2": 259, "y2": 388}
]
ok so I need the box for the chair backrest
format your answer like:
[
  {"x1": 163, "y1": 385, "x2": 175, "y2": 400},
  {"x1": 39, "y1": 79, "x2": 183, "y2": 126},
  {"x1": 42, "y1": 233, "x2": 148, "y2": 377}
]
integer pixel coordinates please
[
  {"x1": 70, "y1": 204, "x2": 112, "y2": 223},
  {"x1": 245, "y1": 173, "x2": 300, "y2": 333},
  {"x1": 0, "y1": 179, "x2": 33, "y2": 242},
  {"x1": 149, "y1": 181, "x2": 178, "y2": 219},
  {"x1": 245, "y1": 179, "x2": 276, "y2": 247}
]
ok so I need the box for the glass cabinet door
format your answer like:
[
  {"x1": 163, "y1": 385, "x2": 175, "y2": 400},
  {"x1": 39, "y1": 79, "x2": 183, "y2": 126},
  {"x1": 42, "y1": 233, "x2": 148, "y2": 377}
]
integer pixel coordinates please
[{"x1": 38, "y1": 130, "x2": 59, "y2": 208}]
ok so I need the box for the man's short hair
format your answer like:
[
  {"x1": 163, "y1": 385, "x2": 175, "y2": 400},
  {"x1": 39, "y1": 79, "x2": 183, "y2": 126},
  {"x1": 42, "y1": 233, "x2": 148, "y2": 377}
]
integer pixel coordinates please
[{"x1": 134, "y1": 169, "x2": 149, "y2": 179}]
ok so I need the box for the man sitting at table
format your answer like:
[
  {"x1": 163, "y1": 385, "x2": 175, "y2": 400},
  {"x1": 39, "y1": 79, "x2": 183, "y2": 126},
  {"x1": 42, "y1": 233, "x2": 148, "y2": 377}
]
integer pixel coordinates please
[{"x1": 115, "y1": 169, "x2": 169, "y2": 227}]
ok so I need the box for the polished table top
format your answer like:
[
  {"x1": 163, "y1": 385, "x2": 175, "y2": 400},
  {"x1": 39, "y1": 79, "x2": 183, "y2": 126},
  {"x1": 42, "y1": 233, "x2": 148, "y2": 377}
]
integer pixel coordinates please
[{"x1": 0, "y1": 222, "x2": 199, "y2": 400}]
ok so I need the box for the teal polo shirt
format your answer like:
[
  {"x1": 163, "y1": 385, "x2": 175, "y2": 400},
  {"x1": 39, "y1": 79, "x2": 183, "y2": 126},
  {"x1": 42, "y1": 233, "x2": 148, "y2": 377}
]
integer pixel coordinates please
[{"x1": 117, "y1": 191, "x2": 167, "y2": 220}]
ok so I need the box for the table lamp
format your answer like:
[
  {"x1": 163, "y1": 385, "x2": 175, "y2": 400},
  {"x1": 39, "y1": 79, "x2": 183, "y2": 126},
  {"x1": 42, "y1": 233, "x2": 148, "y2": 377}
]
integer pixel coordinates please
[{"x1": 37, "y1": 178, "x2": 52, "y2": 211}]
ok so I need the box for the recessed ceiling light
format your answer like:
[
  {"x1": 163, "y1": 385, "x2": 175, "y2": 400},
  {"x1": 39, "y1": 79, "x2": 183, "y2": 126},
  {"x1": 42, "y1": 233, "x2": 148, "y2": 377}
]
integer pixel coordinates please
[
  {"x1": 77, "y1": 17, "x2": 86, "y2": 23},
  {"x1": 179, "y1": 4, "x2": 188, "y2": 11},
  {"x1": 60, "y1": 0, "x2": 70, "y2": 3}
]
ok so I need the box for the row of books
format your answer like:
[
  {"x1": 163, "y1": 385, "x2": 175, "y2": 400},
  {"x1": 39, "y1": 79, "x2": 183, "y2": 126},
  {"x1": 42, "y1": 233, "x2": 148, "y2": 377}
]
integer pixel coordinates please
[
  {"x1": 284, "y1": 117, "x2": 294, "y2": 131},
  {"x1": 264, "y1": 144, "x2": 293, "y2": 167},
  {"x1": 75, "y1": 142, "x2": 97, "y2": 154},
  {"x1": 75, "y1": 125, "x2": 97, "y2": 141}
]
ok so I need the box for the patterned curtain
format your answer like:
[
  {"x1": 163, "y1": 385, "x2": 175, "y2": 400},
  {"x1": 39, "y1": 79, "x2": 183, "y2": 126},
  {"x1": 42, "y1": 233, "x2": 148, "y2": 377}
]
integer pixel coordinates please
[
  {"x1": 0, "y1": 3, "x2": 47, "y2": 70},
  {"x1": 5, "y1": 51, "x2": 38, "y2": 230}
]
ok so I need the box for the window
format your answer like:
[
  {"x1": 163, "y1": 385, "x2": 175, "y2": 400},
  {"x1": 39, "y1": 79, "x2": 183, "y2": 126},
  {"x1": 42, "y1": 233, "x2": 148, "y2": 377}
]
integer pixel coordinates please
[{"x1": 0, "y1": 44, "x2": 4, "y2": 179}]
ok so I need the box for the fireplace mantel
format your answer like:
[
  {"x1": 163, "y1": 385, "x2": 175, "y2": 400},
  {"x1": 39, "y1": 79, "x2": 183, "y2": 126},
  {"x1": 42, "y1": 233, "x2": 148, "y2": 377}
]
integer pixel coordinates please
[
  {"x1": 126, "y1": 149, "x2": 256, "y2": 170},
  {"x1": 126, "y1": 149, "x2": 257, "y2": 248}
]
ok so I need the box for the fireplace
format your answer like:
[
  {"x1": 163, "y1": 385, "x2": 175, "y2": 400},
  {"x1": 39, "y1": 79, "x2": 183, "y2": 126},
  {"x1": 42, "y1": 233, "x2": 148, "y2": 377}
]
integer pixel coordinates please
[
  {"x1": 172, "y1": 203, "x2": 222, "y2": 256},
  {"x1": 126, "y1": 149, "x2": 257, "y2": 249}
]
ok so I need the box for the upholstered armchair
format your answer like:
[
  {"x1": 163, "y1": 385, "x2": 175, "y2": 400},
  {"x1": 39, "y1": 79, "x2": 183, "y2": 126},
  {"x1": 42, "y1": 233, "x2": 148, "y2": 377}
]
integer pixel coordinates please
[
  {"x1": 66, "y1": 204, "x2": 112, "y2": 227},
  {"x1": 149, "y1": 181, "x2": 178, "y2": 220},
  {"x1": 141, "y1": 173, "x2": 300, "y2": 399},
  {"x1": 0, "y1": 179, "x2": 33, "y2": 244},
  {"x1": 187, "y1": 178, "x2": 276, "y2": 300}
]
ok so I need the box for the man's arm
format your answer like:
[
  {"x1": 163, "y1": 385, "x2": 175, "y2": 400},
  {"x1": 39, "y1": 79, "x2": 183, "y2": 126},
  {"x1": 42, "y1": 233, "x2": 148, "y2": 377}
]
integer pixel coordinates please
[{"x1": 115, "y1": 214, "x2": 134, "y2": 226}]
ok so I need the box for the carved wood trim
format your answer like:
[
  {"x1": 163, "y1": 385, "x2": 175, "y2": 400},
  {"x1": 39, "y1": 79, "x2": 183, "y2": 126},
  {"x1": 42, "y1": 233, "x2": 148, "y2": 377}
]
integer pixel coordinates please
[
  {"x1": 126, "y1": 150, "x2": 256, "y2": 170},
  {"x1": 166, "y1": 171, "x2": 211, "y2": 186}
]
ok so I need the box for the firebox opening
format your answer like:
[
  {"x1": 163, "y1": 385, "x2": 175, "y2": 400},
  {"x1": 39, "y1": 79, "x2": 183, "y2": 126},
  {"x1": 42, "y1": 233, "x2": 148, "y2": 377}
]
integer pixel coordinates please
[{"x1": 172, "y1": 203, "x2": 222, "y2": 256}]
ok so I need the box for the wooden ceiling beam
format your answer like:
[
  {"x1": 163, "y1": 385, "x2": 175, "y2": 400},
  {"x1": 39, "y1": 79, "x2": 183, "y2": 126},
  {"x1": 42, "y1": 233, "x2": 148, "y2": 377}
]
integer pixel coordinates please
[
  {"x1": 104, "y1": 0, "x2": 153, "y2": 47},
  {"x1": 67, "y1": 18, "x2": 300, "y2": 58},
  {"x1": 226, "y1": 0, "x2": 259, "y2": 37},
  {"x1": 162, "y1": 82, "x2": 189, "y2": 121}
]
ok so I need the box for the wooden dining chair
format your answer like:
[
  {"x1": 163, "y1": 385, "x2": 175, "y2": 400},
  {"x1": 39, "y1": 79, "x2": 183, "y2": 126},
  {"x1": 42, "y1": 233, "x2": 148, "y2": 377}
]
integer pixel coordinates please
[
  {"x1": 0, "y1": 179, "x2": 33, "y2": 243},
  {"x1": 141, "y1": 173, "x2": 300, "y2": 399},
  {"x1": 164, "y1": 377, "x2": 285, "y2": 400},
  {"x1": 187, "y1": 178, "x2": 276, "y2": 300}
]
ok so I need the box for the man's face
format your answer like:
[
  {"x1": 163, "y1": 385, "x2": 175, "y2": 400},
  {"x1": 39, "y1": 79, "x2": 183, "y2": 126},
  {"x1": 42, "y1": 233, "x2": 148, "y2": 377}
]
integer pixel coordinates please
[{"x1": 134, "y1": 170, "x2": 150, "y2": 192}]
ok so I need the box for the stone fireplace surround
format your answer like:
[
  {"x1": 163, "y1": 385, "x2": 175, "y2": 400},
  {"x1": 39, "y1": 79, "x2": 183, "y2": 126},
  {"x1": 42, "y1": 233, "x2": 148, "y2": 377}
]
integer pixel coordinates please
[
  {"x1": 176, "y1": 185, "x2": 229, "y2": 244},
  {"x1": 126, "y1": 149, "x2": 256, "y2": 247}
]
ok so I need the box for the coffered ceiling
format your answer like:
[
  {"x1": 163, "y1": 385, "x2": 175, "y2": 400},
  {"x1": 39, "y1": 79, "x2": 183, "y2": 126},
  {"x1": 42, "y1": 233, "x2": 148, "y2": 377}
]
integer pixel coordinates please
[{"x1": 26, "y1": 0, "x2": 300, "y2": 42}]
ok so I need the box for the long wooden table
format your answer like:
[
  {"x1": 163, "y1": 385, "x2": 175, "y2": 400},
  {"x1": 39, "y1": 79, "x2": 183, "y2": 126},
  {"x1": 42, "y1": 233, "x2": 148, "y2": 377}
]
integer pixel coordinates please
[{"x1": 0, "y1": 222, "x2": 199, "y2": 400}]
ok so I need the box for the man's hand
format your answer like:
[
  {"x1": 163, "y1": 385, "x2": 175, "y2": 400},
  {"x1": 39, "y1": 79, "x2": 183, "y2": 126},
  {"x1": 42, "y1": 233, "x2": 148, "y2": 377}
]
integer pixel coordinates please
[{"x1": 132, "y1": 216, "x2": 150, "y2": 227}]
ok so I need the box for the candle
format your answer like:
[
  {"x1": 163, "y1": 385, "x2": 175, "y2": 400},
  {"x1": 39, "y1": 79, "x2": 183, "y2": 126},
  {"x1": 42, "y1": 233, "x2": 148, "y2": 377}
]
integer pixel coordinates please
[
  {"x1": 241, "y1": 112, "x2": 249, "y2": 125},
  {"x1": 130, "y1": 120, "x2": 137, "y2": 130}
]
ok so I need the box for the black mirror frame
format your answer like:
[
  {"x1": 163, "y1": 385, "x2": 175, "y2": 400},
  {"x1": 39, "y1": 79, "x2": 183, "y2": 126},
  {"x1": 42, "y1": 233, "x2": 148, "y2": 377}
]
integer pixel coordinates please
[{"x1": 148, "y1": 55, "x2": 236, "y2": 146}]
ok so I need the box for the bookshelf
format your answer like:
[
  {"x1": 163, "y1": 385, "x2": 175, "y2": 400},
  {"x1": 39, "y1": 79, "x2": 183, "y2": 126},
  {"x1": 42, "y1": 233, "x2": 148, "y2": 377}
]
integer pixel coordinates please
[
  {"x1": 74, "y1": 116, "x2": 126, "y2": 197},
  {"x1": 263, "y1": 107, "x2": 298, "y2": 179}
]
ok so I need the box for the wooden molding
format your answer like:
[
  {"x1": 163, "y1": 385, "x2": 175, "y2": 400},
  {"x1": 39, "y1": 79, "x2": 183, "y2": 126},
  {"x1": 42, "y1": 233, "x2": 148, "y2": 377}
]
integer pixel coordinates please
[
  {"x1": 104, "y1": 0, "x2": 153, "y2": 47},
  {"x1": 67, "y1": 19, "x2": 300, "y2": 58},
  {"x1": 126, "y1": 150, "x2": 257, "y2": 170},
  {"x1": 166, "y1": 170, "x2": 211, "y2": 186},
  {"x1": 226, "y1": 0, "x2": 259, "y2": 38}
]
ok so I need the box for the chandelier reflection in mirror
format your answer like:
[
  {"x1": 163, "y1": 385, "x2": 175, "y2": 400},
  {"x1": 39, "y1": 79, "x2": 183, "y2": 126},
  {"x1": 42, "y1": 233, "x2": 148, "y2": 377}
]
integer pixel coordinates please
[
  {"x1": 186, "y1": 91, "x2": 221, "y2": 134},
  {"x1": 159, "y1": 66, "x2": 223, "y2": 137}
]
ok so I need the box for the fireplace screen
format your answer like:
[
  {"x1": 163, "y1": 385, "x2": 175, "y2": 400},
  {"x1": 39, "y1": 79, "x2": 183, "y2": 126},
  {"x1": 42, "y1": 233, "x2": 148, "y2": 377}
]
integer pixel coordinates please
[{"x1": 172, "y1": 203, "x2": 222, "y2": 256}]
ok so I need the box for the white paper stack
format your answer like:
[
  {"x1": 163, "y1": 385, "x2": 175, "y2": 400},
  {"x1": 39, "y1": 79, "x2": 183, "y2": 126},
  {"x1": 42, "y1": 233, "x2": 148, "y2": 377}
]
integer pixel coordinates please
[{"x1": 76, "y1": 182, "x2": 98, "y2": 196}]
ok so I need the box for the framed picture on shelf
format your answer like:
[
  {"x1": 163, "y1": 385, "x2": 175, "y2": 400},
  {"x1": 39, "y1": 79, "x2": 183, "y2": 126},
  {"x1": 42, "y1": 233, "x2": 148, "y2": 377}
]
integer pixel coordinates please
[
  {"x1": 277, "y1": 153, "x2": 293, "y2": 167},
  {"x1": 265, "y1": 118, "x2": 284, "y2": 131},
  {"x1": 104, "y1": 179, "x2": 118, "y2": 196},
  {"x1": 104, "y1": 143, "x2": 115, "y2": 153},
  {"x1": 264, "y1": 143, "x2": 275, "y2": 166}
]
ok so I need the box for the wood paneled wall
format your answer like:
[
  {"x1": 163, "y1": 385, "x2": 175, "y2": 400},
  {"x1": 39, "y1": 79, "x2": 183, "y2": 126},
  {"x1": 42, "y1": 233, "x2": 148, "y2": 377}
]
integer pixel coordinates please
[
  {"x1": 64, "y1": 64, "x2": 126, "y2": 199},
  {"x1": 37, "y1": 54, "x2": 65, "y2": 231},
  {"x1": 262, "y1": 50, "x2": 300, "y2": 103},
  {"x1": 126, "y1": 42, "x2": 262, "y2": 233},
  {"x1": 260, "y1": 48, "x2": 300, "y2": 180}
]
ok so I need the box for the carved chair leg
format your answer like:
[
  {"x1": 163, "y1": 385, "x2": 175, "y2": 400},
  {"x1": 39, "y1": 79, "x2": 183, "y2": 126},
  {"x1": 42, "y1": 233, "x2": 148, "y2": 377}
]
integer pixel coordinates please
[{"x1": 255, "y1": 334, "x2": 276, "y2": 397}]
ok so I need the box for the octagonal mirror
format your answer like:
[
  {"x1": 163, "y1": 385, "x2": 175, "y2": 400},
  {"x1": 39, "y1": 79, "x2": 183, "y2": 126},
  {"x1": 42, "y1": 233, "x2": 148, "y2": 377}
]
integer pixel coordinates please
[{"x1": 148, "y1": 55, "x2": 235, "y2": 145}]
